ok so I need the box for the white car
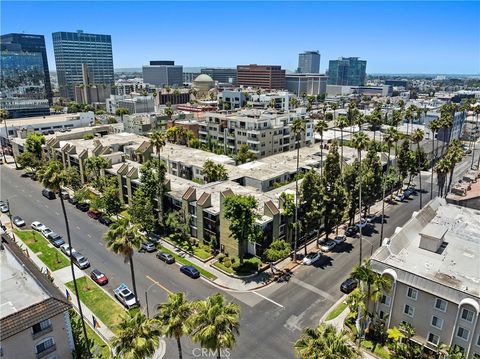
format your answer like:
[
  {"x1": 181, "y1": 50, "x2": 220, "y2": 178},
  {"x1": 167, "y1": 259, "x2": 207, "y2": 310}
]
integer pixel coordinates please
[
  {"x1": 303, "y1": 252, "x2": 321, "y2": 265},
  {"x1": 333, "y1": 235, "x2": 346, "y2": 245},
  {"x1": 41, "y1": 227, "x2": 53, "y2": 238},
  {"x1": 0, "y1": 203, "x2": 9, "y2": 213},
  {"x1": 31, "y1": 221, "x2": 46, "y2": 232},
  {"x1": 60, "y1": 244, "x2": 76, "y2": 257},
  {"x1": 320, "y1": 240, "x2": 336, "y2": 252}
]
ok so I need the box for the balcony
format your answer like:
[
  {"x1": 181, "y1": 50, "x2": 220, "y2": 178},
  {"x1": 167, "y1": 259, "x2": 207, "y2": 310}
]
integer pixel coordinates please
[{"x1": 36, "y1": 344, "x2": 56, "y2": 359}]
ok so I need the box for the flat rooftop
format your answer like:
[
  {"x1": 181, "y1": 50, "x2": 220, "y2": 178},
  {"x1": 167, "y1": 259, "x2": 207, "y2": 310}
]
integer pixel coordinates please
[
  {"x1": 371, "y1": 198, "x2": 480, "y2": 301},
  {"x1": 4, "y1": 112, "x2": 93, "y2": 127}
]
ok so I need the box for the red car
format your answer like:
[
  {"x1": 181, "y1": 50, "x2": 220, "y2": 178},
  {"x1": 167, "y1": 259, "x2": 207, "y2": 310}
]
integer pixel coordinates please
[
  {"x1": 87, "y1": 210, "x2": 102, "y2": 219},
  {"x1": 90, "y1": 269, "x2": 108, "y2": 285}
]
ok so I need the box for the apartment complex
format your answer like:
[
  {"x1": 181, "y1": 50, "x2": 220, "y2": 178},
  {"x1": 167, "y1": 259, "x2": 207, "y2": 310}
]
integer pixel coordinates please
[
  {"x1": 327, "y1": 57, "x2": 367, "y2": 86},
  {"x1": 142, "y1": 61, "x2": 183, "y2": 88},
  {"x1": 298, "y1": 51, "x2": 321, "y2": 73},
  {"x1": 0, "y1": 235, "x2": 74, "y2": 359},
  {"x1": 286, "y1": 73, "x2": 328, "y2": 96},
  {"x1": 370, "y1": 198, "x2": 480, "y2": 358},
  {"x1": 236, "y1": 64, "x2": 286, "y2": 90},
  {"x1": 53, "y1": 30, "x2": 114, "y2": 99},
  {"x1": 198, "y1": 108, "x2": 313, "y2": 158},
  {"x1": 201, "y1": 68, "x2": 237, "y2": 84}
]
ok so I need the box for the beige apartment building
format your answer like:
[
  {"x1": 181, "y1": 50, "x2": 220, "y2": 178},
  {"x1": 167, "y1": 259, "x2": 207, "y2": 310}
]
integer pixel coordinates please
[
  {"x1": 371, "y1": 198, "x2": 480, "y2": 358},
  {"x1": 0, "y1": 235, "x2": 74, "y2": 359}
]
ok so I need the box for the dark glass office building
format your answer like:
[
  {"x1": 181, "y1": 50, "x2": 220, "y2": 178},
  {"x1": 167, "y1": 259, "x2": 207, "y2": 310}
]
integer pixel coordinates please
[
  {"x1": 52, "y1": 30, "x2": 114, "y2": 99},
  {"x1": 327, "y1": 57, "x2": 367, "y2": 86},
  {"x1": 200, "y1": 68, "x2": 237, "y2": 84}
]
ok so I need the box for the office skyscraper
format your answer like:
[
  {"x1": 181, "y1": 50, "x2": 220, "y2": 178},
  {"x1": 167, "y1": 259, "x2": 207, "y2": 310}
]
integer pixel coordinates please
[
  {"x1": 142, "y1": 61, "x2": 183, "y2": 87},
  {"x1": 200, "y1": 68, "x2": 237, "y2": 84},
  {"x1": 52, "y1": 30, "x2": 114, "y2": 99},
  {"x1": 298, "y1": 51, "x2": 320, "y2": 73},
  {"x1": 327, "y1": 57, "x2": 367, "y2": 86},
  {"x1": 237, "y1": 65, "x2": 286, "y2": 90}
]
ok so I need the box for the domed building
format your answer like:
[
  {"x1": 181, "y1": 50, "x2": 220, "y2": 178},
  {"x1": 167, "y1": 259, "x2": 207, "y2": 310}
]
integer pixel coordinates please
[{"x1": 192, "y1": 74, "x2": 215, "y2": 98}]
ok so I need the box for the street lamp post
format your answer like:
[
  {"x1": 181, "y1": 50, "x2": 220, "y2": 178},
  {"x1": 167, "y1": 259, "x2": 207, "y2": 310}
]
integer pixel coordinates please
[{"x1": 145, "y1": 283, "x2": 157, "y2": 318}]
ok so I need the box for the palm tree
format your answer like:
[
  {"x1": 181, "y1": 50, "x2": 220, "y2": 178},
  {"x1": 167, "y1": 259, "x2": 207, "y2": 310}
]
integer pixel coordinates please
[
  {"x1": 111, "y1": 311, "x2": 161, "y2": 359},
  {"x1": 314, "y1": 119, "x2": 328, "y2": 177},
  {"x1": 439, "y1": 112, "x2": 453, "y2": 154},
  {"x1": 411, "y1": 129, "x2": 425, "y2": 208},
  {"x1": 156, "y1": 293, "x2": 193, "y2": 359},
  {"x1": 472, "y1": 105, "x2": 480, "y2": 169},
  {"x1": 291, "y1": 118, "x2": 306, "y2": 260},
  {"x1": 115, "y1": 107, "x2": 129, "y2": 123},
  {"x1": 335, "y1": 115, "x2": 349, "y2": 171},
  {"x1": 150, "y1": 131, "x2": 166, "y2": 229},
  {"x1": 380, "y1": 127, "x2": 397, "y2": 243},
  {"x1": 84, "y1": 155, "x2": 109, "y2": 188},
  {"x1": 428, "y1": 119, "x2": 441, "y2": 200},
  {"x1": 351, "y1": 132, "x2": 370, "y2": 265},
  {"x1": 330, "y1": 102, "x2": 338, "y2": 121},
  {"x1": 191, "y1": 293, "x2": 240, "y2": 359},
  {"x1": 294, "y1": 324, "x2": 358, "y2": 359},
  {"x1": 435, "y1": 158, "x2": 450, "y2": 197},
  {"x1": 38, "y1": 161, "x2": 91, "y2": 358},
  {"x1": 104, "y1": 218, "x2": 143, "y2": 302},
  {"x1": 445, "y1": 140, "x2": 464, "y2": 195}
]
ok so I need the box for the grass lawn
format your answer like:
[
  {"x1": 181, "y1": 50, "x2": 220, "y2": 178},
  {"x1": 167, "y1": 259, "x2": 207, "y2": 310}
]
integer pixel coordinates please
[
  {"x1": 158, "y1": 246, "x2": 217, "y2": 281},
  {"x1": 361, "y1": 339, "x2": 391, "y2": 359},
  {"x1": 165, "y1": 236, "x2": 213, "y2": 260},
  {"x1": 70, "y1": 310, "x2": 110, "y2": 358},
  {"x1": 66, "y1": 277, "x2": 125, "y2": 332},
  {"x1": 213, "y1": 255, "x2": 262, "y2": 276},
  {"x1": 14, "y1": 229, "x2": 69, "y2": 271},
  {"x1": 325, "y1": 301, "x2": 348, "y2": 321}
]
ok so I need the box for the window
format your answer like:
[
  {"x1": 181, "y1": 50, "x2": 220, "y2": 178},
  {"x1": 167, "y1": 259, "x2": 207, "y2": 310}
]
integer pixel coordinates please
[
  {"x1": 457, "y1": 327, "x2": 470, "y2": 341},
  {"x1": 427, "y1": 333, "x2": 440, "y2": 346},
  {"x1": 404, "y1": 304, "x2": 415, "y2": 317},
  {"x1": 431, "y1": 316, "x2": 444, "y2": 330},
  {"x1": 379, "y1": 311, "x2": 385, "y2": 320},
  {"x1": 435, "y1": 298, "x2": 447, "y2": 312},
  {"x1": 406, "y1": 287, "x2": 418, "y2": 300},
  {"x1": 32, "y1": 319, "x2": 52, "y2": 334},
  {"x1": 35, "y1": 337, "x2": 55, "y2": 354},
  {"x1": 477, "y1": 335, "x2": 480, "y2": 346},
  {"x1": 461, "y1": 308, "x2": 474, "y2": 322},
  {"x1": 380, "y1": 295, "x2": 391, "y2": 307}
]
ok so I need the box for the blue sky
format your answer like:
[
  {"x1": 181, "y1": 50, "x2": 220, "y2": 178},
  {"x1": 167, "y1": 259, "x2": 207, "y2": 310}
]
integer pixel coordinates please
[{"x1": 2, "y1": 1, "x2": 479, "y2": 74}]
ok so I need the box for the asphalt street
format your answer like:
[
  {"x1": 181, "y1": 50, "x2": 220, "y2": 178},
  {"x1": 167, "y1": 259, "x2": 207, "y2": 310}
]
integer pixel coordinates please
[{"x1": 0, "y1": 153, "x2": 473, "y2": 359}]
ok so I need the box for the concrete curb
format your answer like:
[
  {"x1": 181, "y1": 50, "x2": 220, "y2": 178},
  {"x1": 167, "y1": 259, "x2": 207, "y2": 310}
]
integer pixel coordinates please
[{"x1": 319, "y1": 293, "x2": 348, "y2": 324}]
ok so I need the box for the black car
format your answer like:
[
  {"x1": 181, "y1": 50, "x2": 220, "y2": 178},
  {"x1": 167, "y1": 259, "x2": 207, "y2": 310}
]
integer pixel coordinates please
[
  {"x1": 42, "y1": 188, "x2": 56, "y2": 200},
  {"x1": 68, "y1": 197, "x2": 78, "y2": 205},
  {"x1": 98, "y1": 216, "x2": 113, "y2": 226},
  {"x1": 340, "y1": 278, "x2": 358, "y2": 294},
  {"x1": 180, "y1": 265, "x2": 200, "y2": 279},
  {"x1": 345, "y1": 226, "x2": 358, "y2": 237},
  {"x1": 147, "y1": 232, "x2": 162, "y2": 244},
  {"x1": 156, "y1": 252, "x2": 175, "y2": 264},
  {"x1": 76, "y1": 202, "x2": 90, "y2": 212}
]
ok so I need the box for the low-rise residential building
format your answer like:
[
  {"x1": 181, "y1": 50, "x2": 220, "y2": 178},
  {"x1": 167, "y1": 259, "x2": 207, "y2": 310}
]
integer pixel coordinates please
[
  {"x1": 370, "y1": 198, "x2": 480, "y2": 358},
  {"x1": 247, "y1": 91, "x2": 292, "y2": 111},
  {"x1": 0, "y1": 234, "x2": 74, "y2": 359},
  {"x1": 447, "y1": 170, "x2": 480, "y2": 209},
  {"x1": 218, "y1": 90, "x2": 246, "y2": 110}
]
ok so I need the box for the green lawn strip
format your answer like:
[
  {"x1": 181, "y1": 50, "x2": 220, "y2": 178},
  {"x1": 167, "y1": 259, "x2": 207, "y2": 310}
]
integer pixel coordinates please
[
  {"x1": 14, "y1": 229, "x2": 69, "y2": 271},
  {"x1": 325, "y1": 301, "x2": 348, "y2": 321},
  {"x1": 165, "y1": 236, "x2": 213, "y2": 260},
  {"x1": 70, "y1": 310, "x2": 110, "y2": 358},
  {"x1": 158, "y1": 246, "x2": 217, "y2": 280},
  {"x1": 66, "y1": 277, "x2": 125, "y2": 332},
  {"x1": 361, "y1": 339, "x2": 391, "y2": 359},
  {"x1": 213, "y1": 260, "x2": 234, "y2": 274},
  {"x1": 213, "y1": 256, "x2": 262, "y2": 276}
]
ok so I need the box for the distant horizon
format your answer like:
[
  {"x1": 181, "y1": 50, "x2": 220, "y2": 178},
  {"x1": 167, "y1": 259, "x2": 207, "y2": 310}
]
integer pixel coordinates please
[{"x1": 2, "y1": 1, "x2": 479, "y2": 75}]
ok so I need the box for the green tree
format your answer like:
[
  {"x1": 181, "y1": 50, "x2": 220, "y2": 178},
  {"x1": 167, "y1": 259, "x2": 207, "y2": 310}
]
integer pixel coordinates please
[
  {"x1": 279, "y1": 192, "x2": 295, "y2": 245},
  {"x1": 202, "y1": 160, "x2": 228, "y2": 183},
  {"x1": 164, "y1": 105, "x2": 174, "y2": 121},
  {"x1": 150, "y1": 131, "x2": 167, "y2": 228},
  {"x1": 314, "y1": 119, "x2": 329, "y2": 177},
  {"x1": 411, "y1": 129, "x2": 425, "y2": 207},
  {"x1": 235, "y1": 144, "x2": 256, "y2": 164},
  {"x1": 139, "y1": 159, "x2": 167, "y2": 229},
  {"x1": 84, "y1": 156, "x2": 109, "y2": 189},
  {"x1": 128, "y1": 188, "x2": 156, "y2": 232},
  {"x1": 428, "y1": 119, "x2": 441, "y2": 200},
  {"x1": 115, "y1": 107, "x2": 129, "y2": 122},
  {"x1": 99, "y1": 182, "x2": 122, "y2": 217},
  {"x1": 191, "y1": 293, "x2": 241, "y2": 359},
  {"x1": 224, "y1": 194, "x2": 259, "y2": 264},
  {"x1": 362, "y1": 145, "x2": 383, "y2": 216},
  {"x1": 110, "y1": 311, "x2": 161, "y2": 359},
  {"x1": 343, "y1": 161, "x2": 360, "y2": 225},
  {"x1": 165, "y1": 210, "x2": 191, "y2": 243},
  {"x1": 83, "y1": 133, "x2": 94, "y2": 140},
  {"x1": 299, "y1": 170, "x2": 322, "y2": 249},
  {"x1": 104, "y1": 218, "x2": 143, "y2": 301},
  {"x1": 67, "y1": 101, "x2": 81, "y2": 113},
  {"x1": 156, "y1": 293, "x2": 193, "y2": 359},
  {"x1": 25, "y1": 132, "x2": 45, "y2": 160},
  {"x1": 397, "y1": 140, "x2": 411, "y2": 185},
  {"x1": 264, "y1": 239, "x2": 291, "y2": 266},
  {"x1": 335, "y1": 115, "x2": 349, "y2": 170},
  {"x1": 38, "y1": 161, "x2": 90, "y2": 357},
  {"x1": 435, "y1": 158, "x2": 450, "y2": 197},
  {"x1": 445, "y1": 140, "x2": 464, "y2": 195},
  {"x1": 16, "y1": 151, "x2": 39, "y2": 172},
  {"x1": 291, "y1": 118, "x2": 306, "y2": 259}
]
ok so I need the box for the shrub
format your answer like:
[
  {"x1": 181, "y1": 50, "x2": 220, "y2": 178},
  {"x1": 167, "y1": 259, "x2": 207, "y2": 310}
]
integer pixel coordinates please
[
  {"x1": 223, "y1": 259, "x2": 232, "y2": 268},
  {"x1": 217, "y1": 254, "x2": 226, "y2": 263},
  {"x1": 232, "y1": 262, "x2": 240, "y2": 271}
]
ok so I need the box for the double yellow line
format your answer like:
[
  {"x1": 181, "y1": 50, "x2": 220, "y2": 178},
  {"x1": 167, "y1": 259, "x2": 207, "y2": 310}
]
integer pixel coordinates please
[{"x1": 146, "y1": 275, "x2": 173, "y2": 294}]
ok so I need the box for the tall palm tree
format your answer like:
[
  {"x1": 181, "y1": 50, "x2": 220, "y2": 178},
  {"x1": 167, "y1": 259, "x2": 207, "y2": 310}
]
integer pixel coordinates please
[
  {"x1": 104, "y1": 218, "x2": 143, "y2": 302},
  {"x1": 150, "y1": 130, "x2": 166, "y2": 229},
  {"x1": 191, "y1": 293, "x2": 240, "y2": 359},
  {"x1": 411, "y1": 129, "x2": 425, "y2": 208},
  {"x1": 380, "y1": 127, "x2": 397, "y2": 243},
  {"x1": 291, "y1": 118, "x2": 306, "y2": 260},
  {"x1": 38, "y1": 161, "x2": 91, "y2": 358},
  {"x1": 472, "y1": 105, "x2": 480, "y2": 169},
  {"x1": 428, "y1": 119, "x2": 441, "y2": 199},
  {"x1": 351, "y1": 132, "x2": 370, "y2": 265},
  {"x1": 294, "y1": 323, "x2": 358, "y2": 359},
  {"x1": 445, "y1": 140, "x2": 464, "y2": 195},
  {"x1": 330, "y1": 103, "x2": 338, "y2": 121},
  {"x1": 335, "y1": 115, "x2": 349, "y2": 171},
  {"x1": 111, "y1": 311, "x2": 161, "y2": 359},
  {"x1": 439, "y1": 112, "x2": 453, "y2": 154},
  {"x1": 156, "y1": 293, "x2": 193, "y2": 359},
  {"x1": 435, "y1": 158, "x2": 450, "y2": 197},
  {"x1": 314, "y1": 119, "x2": 328, "y2": 177}
]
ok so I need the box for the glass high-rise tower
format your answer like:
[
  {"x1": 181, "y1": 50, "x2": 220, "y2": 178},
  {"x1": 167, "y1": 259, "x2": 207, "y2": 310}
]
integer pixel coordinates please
[
  {"x1": 327, "y1": 57, "x2": 367, "y2": 86},
  {"x1": 298, "y1": 51, "x2": 320, "y2": 73},
  {"x1": 52, "y1": 30, "x2": 114, "y2": 99}
]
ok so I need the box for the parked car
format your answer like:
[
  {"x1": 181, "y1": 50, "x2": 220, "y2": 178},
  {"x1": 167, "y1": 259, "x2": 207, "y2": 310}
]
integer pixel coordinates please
[
  {"x1": 302, "y1": 252, "x2": 321, "y2": 265},
  {"x1": 180, "y1": 265, "x2": 200, "y2": 279},
  {"x1": 340, "y1": 278, "x2": 358, "y2": 294},
  {"x1": 156, "y1": 252, "x2": 175, "y2": 264},
  {"x1": 356, "y1": 219, "x2": 368, "y2": 229},
  {"x1": 42, "y1": 188, "x2": 56, "y2": 200},
  {"x1": 140, "y1": 242, "x2": 156, "y2": 253},
  {"x1": 72, "y1": 252, "x2": 90, "y2": 269},
  {"x1": 47, "y1": 233, "x2": 65, "y2": 247},
  {"x1": 60, "y1": 244, "x2": 76, "y2": 257},
  {"x1": 395, "y1": 192, "x2": 406, "y2": 202},
  {"x1": 147, "y1": 232, "x2": 162, "y2": 244},
  {"x1": 320, "y1": 240, "x2": 336, "y2": 252},
  {"x1": 98, "y1": 216, "x2": 113, "y2": 226},
  {"x1": 31, "y1": 221, "x2": 46, "y2": 232},
  {"x1": 90, "y1": 269, "x2": 108, "y2": 285},
  {"x1": 12, "y1": 216, "x2": 25, "y2": 227},
  {"x1": 333, "y1": 235, "x2": 346, "y2": 245},
  {"x1": 61, "y1": 191, "x2": 69, "y2": 200},
  {"x1": 365, "y1": 214, "x2": 376, "y2": 223},
  {"x1": 76, "y1": 202, "x2": 90, "y2": 212},
  {"x1": 41, "y1": 227, "x2": 53, "y2": 238},
  {"x1": 0, "y1": 202, "x2": 9, "y2": 213},
  {"x1": 345, "y1": 226, "x2": 358, "y2": 237},
  {"x1": 68, "y1": 197, "x2": 78, "y2": 205},
  {"x1": 114, "y1": 283, "x2": 138, "y2": 308},
  {"x1": 87, "y1": 210, "x2": 102, "y2": 219}
]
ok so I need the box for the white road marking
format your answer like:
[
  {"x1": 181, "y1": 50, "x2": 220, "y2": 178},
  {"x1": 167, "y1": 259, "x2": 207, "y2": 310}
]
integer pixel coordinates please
[
  {"x1": 289, "y1": 278, "x2": 336, "y2": 301},
  {"x1": 76, "y1": 226, "x2": 80, "y2": 230},
  {"x1": 44, "y1": 204, "x2": 49, "y2": 209},
  {"x1": 87, "y1": 234, "x2": 92, "y2": 238},
  {"x1": 98, "y1": 242, "x2": 103, "y2": 246},
  {"x1": 252, "y1": 291, "x2": 284, "y2": 308}
]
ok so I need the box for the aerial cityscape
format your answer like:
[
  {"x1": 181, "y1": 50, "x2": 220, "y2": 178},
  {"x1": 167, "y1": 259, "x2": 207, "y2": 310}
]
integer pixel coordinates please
[{"x1": 1, "y1": 1, "x2": 479, "y2": 359}]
